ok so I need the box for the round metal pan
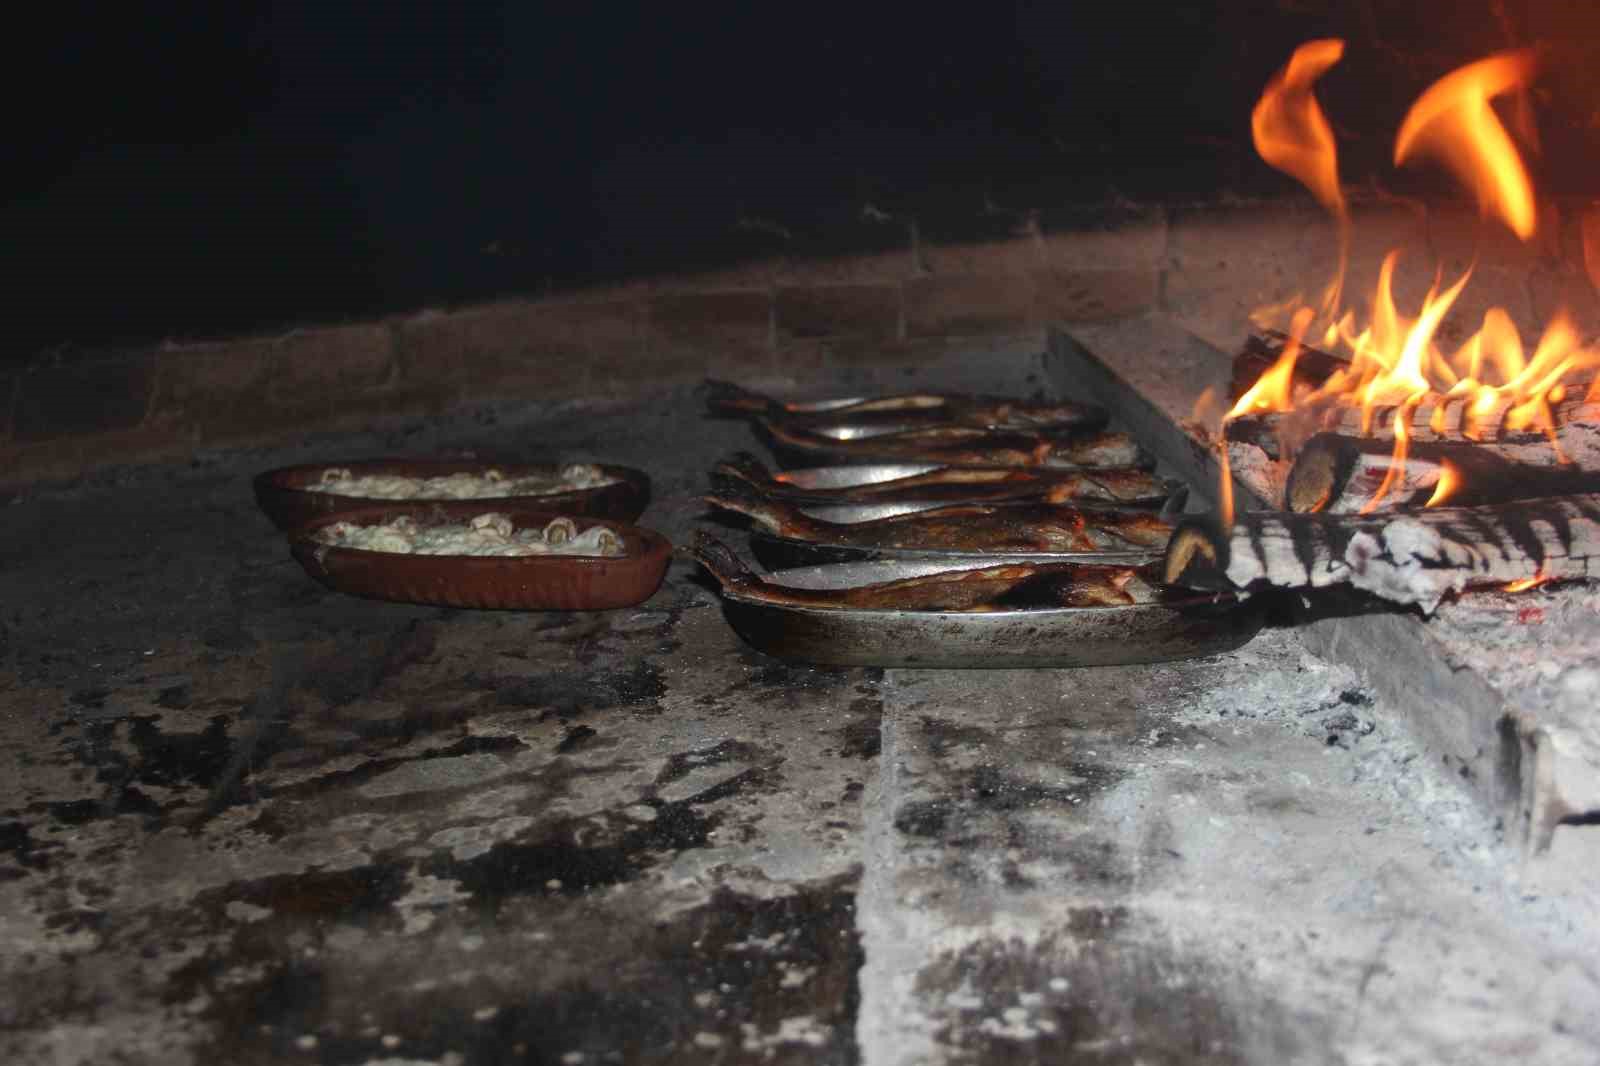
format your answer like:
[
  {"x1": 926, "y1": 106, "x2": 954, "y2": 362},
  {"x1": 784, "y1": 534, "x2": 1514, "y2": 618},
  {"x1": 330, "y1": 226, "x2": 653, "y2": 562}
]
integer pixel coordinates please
[
  {"x1": 255, "y1": 459, "x2": 650, "y2": 531},
  {"x1": 716, "y1": 559, "x2": 1263, "y2": 668},
  {"x1": 746, "y1": 530, "x2": 1158, "y2": 571}
]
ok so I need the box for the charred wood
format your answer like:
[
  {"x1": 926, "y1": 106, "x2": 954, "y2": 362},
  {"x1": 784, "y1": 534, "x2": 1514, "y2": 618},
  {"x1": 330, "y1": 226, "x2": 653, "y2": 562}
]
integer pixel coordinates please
[
  {"x1": 1284, "y1": 432, "x2": 1600, "y2": 514},
  {"x1": 1230, "y1": 330, "x2": 1351, "y2": 404},
  {"x1": 1163, "y1": 495, "x2": 1600, "y2": 613},
  {"x1": 1224, "y1": 392, "x2": 1600, "y2": 460}
]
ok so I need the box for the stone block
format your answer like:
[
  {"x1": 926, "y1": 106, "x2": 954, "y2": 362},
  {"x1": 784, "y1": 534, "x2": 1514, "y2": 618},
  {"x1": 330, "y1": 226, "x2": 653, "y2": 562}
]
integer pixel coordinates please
[
  {"x1": 919, "y1": 210, "x2": 1042, "y2": 276},
  {"x1": 1039, "y1": 205, "x2": 1168, "y2": 272},
  {"x1": 904, "y1": 274, "x2": 1038, "y2": 338},
  {"x1": 1034, "y1": 268, "x2": 1157, "y2": 323},
  {"x1": 776, "y1": 285, "x2": 900, "y2": 341},
  {"x1": 13, "y1": 352, "x2": 157, "y2": 442},
  {"x1": 268, "y1": 322, "x2": 396, "y2": 411},
  {"x1": 399, "y1": 299, "x2": 645, "y2": 399},
  {"x1": 647, "y1": 290, "x2": 773, "y2": 358}
]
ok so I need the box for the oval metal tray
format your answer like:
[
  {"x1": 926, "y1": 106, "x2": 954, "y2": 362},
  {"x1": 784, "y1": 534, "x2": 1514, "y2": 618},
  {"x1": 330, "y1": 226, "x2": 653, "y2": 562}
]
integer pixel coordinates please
[
  {"x1": 255, "y1": 459, "x2": 650, "y2": 531},
  {"x1": 716, "y1": 558, "x2": 1262, "y2": 668},
  {"x1": 288, "y1": 503, "x2": 671, "y2": 610},
  {"x1": 753, "y1": 463, "x2": 1179, "y2": 511},
  {"x1": 747, "y1": 530, "x2": 1159, "y2": 571}
]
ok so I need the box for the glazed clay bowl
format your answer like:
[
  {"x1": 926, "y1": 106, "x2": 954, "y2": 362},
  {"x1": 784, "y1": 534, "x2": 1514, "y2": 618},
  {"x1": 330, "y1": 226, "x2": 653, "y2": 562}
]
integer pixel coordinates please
[
  {"x1": 287, "y1": 503, "x2": 671, "y2": 610},
  {"x1": 255, "y1": 458, "x2": 650, "y2": 531}
]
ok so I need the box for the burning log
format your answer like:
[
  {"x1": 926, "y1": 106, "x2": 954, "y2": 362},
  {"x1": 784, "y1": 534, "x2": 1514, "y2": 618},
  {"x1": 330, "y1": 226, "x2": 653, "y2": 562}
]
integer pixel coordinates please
[
  {"x1": 1284, "y1": 432, "x2": 1600, "y2": 514},
  {"x1": 1224, "y1": 389, "x2": 1600, "y2": 460},
  {"x1": 1163, "y1": 495, "x2": 1600, "y2": 613},
  {"x1": 1230, "y1": 330, "x2": 1350, "y2": 404}
]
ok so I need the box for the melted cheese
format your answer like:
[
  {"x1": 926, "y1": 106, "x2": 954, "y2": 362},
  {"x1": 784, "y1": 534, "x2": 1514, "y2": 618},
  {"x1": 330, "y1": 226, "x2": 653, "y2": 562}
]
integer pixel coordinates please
[
  {"x1": 309, "y1": 464, "x2": 616, "y2": 500},
  {"x1": 316, "y1": 513, "x2": 626, "y2": 557}
]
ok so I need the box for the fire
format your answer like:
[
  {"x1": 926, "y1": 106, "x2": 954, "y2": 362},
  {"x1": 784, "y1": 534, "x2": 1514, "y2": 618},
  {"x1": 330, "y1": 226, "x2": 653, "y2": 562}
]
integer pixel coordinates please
[
  {"x1": 1223, "y1": 44, "x2": 1600, "y2": 521},
  {"x1": 1503, "y1": 571, "x2": 1549, "y2": 593},
  {"x1": 1252, "y1": 39, "x2": 1350, "y2": 318},
  {"x1": 1425, "y1": 460, "x2": 1461, "y2": 507},
  {"x1": 1394, "y1": 50, "x2": 1539, "y2": 240}
]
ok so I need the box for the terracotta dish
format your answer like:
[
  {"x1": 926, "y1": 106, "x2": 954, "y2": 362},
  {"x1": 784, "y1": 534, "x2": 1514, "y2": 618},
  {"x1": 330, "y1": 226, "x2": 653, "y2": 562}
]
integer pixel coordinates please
[
  {"x1": 254, "y1": 459, "x2": 650, "y2": 531},
  {"x1": 287, "y1": 503, "x2": 672, "y2": 610}
]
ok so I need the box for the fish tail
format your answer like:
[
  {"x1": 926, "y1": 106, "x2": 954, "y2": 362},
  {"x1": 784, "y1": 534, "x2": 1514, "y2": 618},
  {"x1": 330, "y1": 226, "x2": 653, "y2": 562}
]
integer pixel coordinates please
[
  {"x1": 685, "y1": 531, "x2": 764, "y2": 593},
  {"x1": 702, "y1": 482, "x2": 815, "y2": 537},
  {"x1": 704, "y1": 379, "x2": 776, "y2": 416},
  {"x1": 710, "y1": 451, "x2": 776, "y2": 490}
]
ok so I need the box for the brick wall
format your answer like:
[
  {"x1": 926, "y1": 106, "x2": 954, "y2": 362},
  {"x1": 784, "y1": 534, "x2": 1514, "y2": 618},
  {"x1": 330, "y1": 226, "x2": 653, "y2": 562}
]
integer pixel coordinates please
[{"x1": 5, "y1": 195, "x2": 1593, "y2": 486}]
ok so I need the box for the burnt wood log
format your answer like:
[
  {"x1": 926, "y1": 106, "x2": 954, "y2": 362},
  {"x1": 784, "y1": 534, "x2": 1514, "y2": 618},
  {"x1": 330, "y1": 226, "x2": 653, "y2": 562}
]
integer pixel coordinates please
[
  {"x1": 1284, "y1": 432, "x2": 1600, "y2": 514},
  {"x1": 1163, "y1": 495, "x2": 1600, "y2": 613},
  {"x1": 1230, "y1": 330, "x2": 1351, "y2": 404},
  {"x1": 1224, "y1": 391, "x2": 1600, "y2": 460}
]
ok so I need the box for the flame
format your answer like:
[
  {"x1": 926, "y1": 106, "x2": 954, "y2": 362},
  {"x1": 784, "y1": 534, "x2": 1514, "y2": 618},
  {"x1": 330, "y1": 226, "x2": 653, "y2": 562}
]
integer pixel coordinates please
[
  {"x1": 1253, "y1": 39, "x2": 1347, "y2": 216},
  {"x1": 1226, "y1": 44, "x2": 1600, "y2": 523},
  {"x1": 1394, "y1": 50, "x2": 1539, "y2": 239},
  {"x1": 1227, "y1": 307, "x2": 1316, "y2": 418},
  {"x1": 1252, "y1": 39, "x2": 1350, "y2": 318},
  {"x1": 1425, "y1": 461, "x2": 1461, "y2": 507},
  {"x1": 1217, "y1": 439, "x2": 1235, "y2": 531},
  {"x1": 1503, "y1": 570, "x2": 1549, "y2": 593}
]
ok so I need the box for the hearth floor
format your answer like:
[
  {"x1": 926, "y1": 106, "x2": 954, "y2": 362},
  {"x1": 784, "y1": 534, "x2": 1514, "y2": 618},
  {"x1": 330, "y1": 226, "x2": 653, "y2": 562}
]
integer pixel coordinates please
[{"x1": 4, "y1": 360, "x2": 1598, "y2": 1065}]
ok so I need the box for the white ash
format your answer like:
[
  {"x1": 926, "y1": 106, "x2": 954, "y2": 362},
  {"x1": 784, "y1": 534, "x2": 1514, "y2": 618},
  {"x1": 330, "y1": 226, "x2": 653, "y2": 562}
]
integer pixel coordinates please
[
  {"x1": 1224, "y1": 441, "x2": 1285, "y2": 508},
  {"x1": 1165, "y1": 628, "x2": 1378, "y2": 746},
  {"x1": 1433, "y1": 582, "x2": 1600, "y2": 810}
]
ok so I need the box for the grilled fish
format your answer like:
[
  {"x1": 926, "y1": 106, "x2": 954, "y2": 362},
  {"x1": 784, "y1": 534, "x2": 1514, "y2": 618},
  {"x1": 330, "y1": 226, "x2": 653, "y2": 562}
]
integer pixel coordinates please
[
  {"x1": 705, "y1": 380, "x2": 1105, "y2": 432},
  {"x1": 760, "y1": 419, "x2": 1144, "y2": 469},
  {"x1": 705, "y1": 484, "x2": 1172, "y2": 553},
  {"x1": 711, "y1": 452, "x2": 1170, "y2": 506},
  {"x1": 687, "y1": 532, "x2": 1153, "y2": 610}
]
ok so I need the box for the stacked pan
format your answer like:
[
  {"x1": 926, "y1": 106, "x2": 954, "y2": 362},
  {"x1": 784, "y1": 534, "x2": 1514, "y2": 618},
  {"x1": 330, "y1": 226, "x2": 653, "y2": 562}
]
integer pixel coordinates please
[{"x1": 688, "y1": 381, "x2": 1262, "y2": 668}]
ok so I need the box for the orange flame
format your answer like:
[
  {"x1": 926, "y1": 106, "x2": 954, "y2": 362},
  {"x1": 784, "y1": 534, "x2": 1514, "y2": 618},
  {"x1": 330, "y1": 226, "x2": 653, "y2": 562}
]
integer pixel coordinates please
[
  {"x1": 1503, "y1": 570, "x2": 1549, "y2": 593},
  {"x1": 1227, "y1": 307, "x2": 1316, "y2": 419},
  {"x1": 1394, "y1": 50, "x2": 1540, "y2": 239},
  {"x1": 1425, "y1": 460, "x2": 1461, "y2": 507},
  {"x1": 1252, "y1": 39, "x2": 1350, "y2": 317},
  {"x1": 1253, "y1": 39, "x2": 1347, "y2": 216}
]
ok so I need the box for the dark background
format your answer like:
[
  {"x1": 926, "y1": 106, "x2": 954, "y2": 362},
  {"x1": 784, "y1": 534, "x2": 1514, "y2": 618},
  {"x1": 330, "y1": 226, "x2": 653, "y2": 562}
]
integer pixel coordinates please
[{"x1": 7, "y1": 1, "x2": 1594, "y2": 361}]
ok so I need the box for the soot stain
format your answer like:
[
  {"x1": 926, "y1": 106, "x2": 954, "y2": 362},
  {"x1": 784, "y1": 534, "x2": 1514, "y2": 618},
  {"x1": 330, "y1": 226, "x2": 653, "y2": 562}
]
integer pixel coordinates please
[
  {"x1": 656, "y1": 739, "x2": 768, "y2": 786},
  {"x1": 919, "y1": 715, "x2": 996, "y2": 758},
  {"x1": 832, "y1": 697, "x2": 884, "y2": 760},
  {"x1": 495, "y1": 660, "x2": 666, "y2": 719},
  {"x1": 177, "y1": 872, "x2": 863, "y2": 1065},
  {"x1": 0, "y1": 820, "x2": 60, "y2": 877}
]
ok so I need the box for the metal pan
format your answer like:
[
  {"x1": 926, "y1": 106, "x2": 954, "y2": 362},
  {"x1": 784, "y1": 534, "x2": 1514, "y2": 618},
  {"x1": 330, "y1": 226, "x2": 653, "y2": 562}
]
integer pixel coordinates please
[
  {"x1": 745, "y1": 463, "x2": 1180, "y2": 509},
  {"x1": 716, "y1": 559, "x2": 1263, "y2": 668},
  {"x1": 746, "y1": 530, "x2": 1160, "y2": 571},
  {"x1": 756, "y1": 420, "x2": 1151, "y2": 471}
]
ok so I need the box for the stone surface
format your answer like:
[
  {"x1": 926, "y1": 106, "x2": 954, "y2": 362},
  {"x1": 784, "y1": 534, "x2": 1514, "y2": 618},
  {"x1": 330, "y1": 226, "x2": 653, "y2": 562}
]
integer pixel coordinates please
[
  {"x1": 776, "y1": 285, "x2": 901, "y2": 342},
  {"x1": 12, "y1": 353, "x2": 157, "y2": 442},
  {"x1": 904, "y1": 276, "x2": 1039, "y2": 338},
  {"x1": 3, "y1": 348, "x2": 1598, "y2": 1065}
]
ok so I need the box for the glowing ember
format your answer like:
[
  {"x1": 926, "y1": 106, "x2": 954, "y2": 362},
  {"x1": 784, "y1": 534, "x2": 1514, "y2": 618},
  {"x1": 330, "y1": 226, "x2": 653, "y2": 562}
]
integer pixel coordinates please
[{"x1": 1503, "y1": 571, "x2": 1549, "y2": 593}]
